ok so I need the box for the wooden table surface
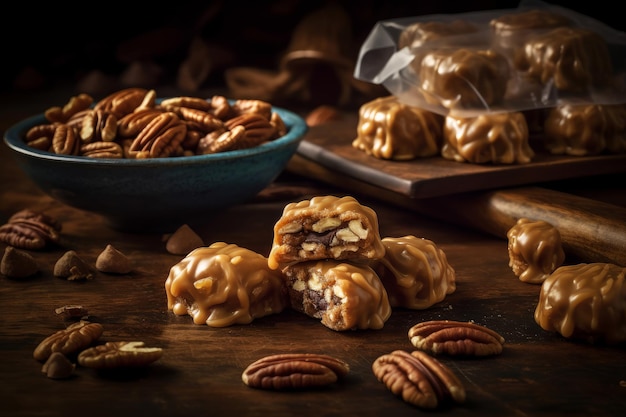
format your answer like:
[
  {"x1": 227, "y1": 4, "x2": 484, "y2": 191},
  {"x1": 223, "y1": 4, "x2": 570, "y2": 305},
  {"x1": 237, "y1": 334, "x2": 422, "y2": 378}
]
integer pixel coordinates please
[{"x1": 1, "y1": 88, "x2": 625, "y2": 417}]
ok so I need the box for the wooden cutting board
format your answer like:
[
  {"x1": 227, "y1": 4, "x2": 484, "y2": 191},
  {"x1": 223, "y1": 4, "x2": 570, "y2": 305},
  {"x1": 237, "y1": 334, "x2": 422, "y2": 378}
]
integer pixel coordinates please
[{"x1": 297, "y1": 114, "x2": 626, "y2": 199}]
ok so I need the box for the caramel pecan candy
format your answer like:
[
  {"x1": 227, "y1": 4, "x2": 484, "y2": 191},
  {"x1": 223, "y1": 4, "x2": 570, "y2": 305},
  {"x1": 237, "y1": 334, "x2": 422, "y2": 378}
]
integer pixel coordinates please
[
  {"x1": 372, "y1": 350, "x2": 466, "y2": 409},
  {"x1": 408, "y1": 320, "x2": 505, "y2": 356},
  {"x1": 33, "y1": 320, "x2": 104, "y2": 361},
  {"x1": 242, "y1": 353, "x2": 350, "y2": 390}
]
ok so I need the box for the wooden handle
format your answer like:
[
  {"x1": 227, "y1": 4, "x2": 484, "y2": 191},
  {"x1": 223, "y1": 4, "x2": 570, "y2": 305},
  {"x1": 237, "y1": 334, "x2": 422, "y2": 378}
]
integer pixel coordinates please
[
  {"x1": 289, "y1": 155, "x2": 626, "y2": 265},
  {"x1": 424, "y1": 187, "x2": 626, "y2": 265}
]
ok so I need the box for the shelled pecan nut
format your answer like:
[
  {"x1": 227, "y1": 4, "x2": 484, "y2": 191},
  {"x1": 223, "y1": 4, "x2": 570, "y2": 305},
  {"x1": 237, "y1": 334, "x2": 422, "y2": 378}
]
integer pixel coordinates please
[
  {"x1": 117, "y1": 108, "x2": 163, "y2": 138},
  {"x1": 79, "y1": 109, "x2": 118, "y2": 143},
  {"x1": 172, "y1": 106, "x2": 224, "y2": 132},
  {"x1": 160, "y1": 96, "x2": 212, "y2": 112},
  {"x1": 201, "y1": 125, "x2": 246, "y2": 153},
  {"x1": 24, "y1": 123, "x2": 57, "y2": 151},
  {"x1": 33, "y1": 320, "x2": 104, "y2": 361},
  {"x1": 0, "y1": 210, "x2": 61, "y2": 250},
  {"x1": 242, "y1": 353, "x2": 350, "y2": 390},
  {"x1": 128, "y1": 112, "x2": 187, "y2": 158},
  {"x1": 94, "y1": 88, "x2": 156, "y2": 118},
  {"x1": 52, "y1": 123, "x2": 80, "y2": 155},
  {"x1": 45, "y1": 93, "x2": 94, "y2": 123},
  {"x1": 372, "y1": 349, "x2": 466, "y2": 409},
  {"x1": 408, "y1": 320, "x2": 505, "y2": 356},
  {"x1": 77, "y1": 341, "x2": 163, "y2": 369},
  {"x1": 225, "y1": 113, "x2": 276, "y2": 145},
  {"x1": 80, "y1": 141, "x2": 124, "y2": 158},
  {"x1": 231, "y1": 99, "x2": 272, "y2": 120}
]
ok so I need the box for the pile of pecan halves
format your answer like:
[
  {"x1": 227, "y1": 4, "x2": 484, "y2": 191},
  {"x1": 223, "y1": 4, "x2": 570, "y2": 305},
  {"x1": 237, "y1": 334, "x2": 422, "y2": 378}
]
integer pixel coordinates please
[{"x1": 23, "y1": 88, "x2": 288, "y2": 159}]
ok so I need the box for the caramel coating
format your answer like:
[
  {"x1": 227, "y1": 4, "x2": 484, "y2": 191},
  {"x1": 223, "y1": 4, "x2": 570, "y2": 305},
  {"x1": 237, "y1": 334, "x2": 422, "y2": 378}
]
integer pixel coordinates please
[
  {"x1": 418, "y1": 48, "x2": 510, "y2": 110},
  {"x1": 371, "y1": 236, "x2": 456, "y2": 309},
  {"x1": 442, "y1": 112, "x2": 534, "y2": 164},
  {"x1": 282, "y1": 260, "x2": 391, "y2": 331},
  {"x1": 490, "y1": 8, "x2": 571, "y2": 51},
  {"x1": 399, "y1": 20, "x2": 479, "y2": 50},
  {"x1": 544, "y1": 103, "x2": 626, "y2": 156},
  {"x1": 268, "y1": 195, "x2": 385, "y2": 270},
  {"x1": 514, "y1": 27, "x2": 613, "y2": 93},
  {"x1": 352, "y1": 96, "x2": 443, "y2": 160},
  {"x1": 534, "y1": 263, "x2": 626, "y2": 345},
  {"x1": 165, "y1": 242, "x2": 288, "y2": 327},
  {"x1": 507, "y1": 218, "x2": 565, "y2": 284}
]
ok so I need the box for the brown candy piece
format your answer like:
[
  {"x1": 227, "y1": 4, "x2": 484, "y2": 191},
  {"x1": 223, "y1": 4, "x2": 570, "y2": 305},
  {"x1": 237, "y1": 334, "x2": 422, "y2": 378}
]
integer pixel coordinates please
[
  {"x1": 281, "y1": 260, "x2": 391, "y2": 331},
  {"x1": 165, "y1": 224, "x2": 204, "y2": 255},
  {"x1": 534, "y1": 263, "x2": 626, "y2": 345},
  {"x1": 53, "y1": 250, "x2": 93, "y2": 281},
  {"x1": 96, "y1": 244, "x2": 133, "y2": 274},
  {"x1": 418, "y1": 48, "x2": 510, "y2": 110},
  {"x1": 165, "y1": 242, "x2": 288, "y2": 327},
  {"x1": 42, "y1": 352, "x2": 76, "y2": 379},
  {"x1": 507, "y1": 218, "x2": 565, "y2": 284},
  {"x1": 370, "y1": 236, "x2": 456, "y2": 309},
  {"x1": 442, "y1": 112, "x2": 534, "y2": 164},
  {"x1": 352, "y1": 96, "x2": 443, "y2": 161},
  {"x1": 0, "y1": 246, "x2": 39, "y2": 278},
  {"x1": 268, "y1": 195, "x2": 385, "y2": 270}
]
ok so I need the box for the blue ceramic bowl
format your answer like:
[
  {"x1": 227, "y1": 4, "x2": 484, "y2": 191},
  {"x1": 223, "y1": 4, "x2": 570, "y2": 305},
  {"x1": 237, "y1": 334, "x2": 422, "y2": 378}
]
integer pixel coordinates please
[{"x1": 3, "y1": 104, "x2": 307, "y2": 231}]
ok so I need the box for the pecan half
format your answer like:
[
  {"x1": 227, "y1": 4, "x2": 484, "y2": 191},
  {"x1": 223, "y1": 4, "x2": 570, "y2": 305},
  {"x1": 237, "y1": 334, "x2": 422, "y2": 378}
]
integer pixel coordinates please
[
  {"x1": 52, "y1": 123, "x2": 80, "y2": 155},
  {"x1": 200, "y1": 125, "x2": 246, "y2": 153},
  {"x1": 33, "y1": 320, "x2": 104, "y2": 361},
  {"x1": 128, "y1": 112, "x2": 187, "y2": 158},
  {"x1": 80, "y1": 141, "x2": 124, "y2": 159},
  {"x1": 160, "y1": 96, "x2": 212, "y2": 112},
  {"x1": 242, "y1": 353, "x2": 350, "y2": 390},
  {"x1": 117, "y1": 108, "x2": 163, "y2": 138},
  {"x1": 0, "y1": 209, "x2": 61, "y2": 250},
  {"x1": 94, "y1": 88, "x2": 155, "y2": 118},
  {"x1": 172, "y1": 106, "x2": 224, "y2": 132},
  {"x1": 372, "y1": 350, "x2": 466, "y2": 409},
  {"x1": 24, "y1": 123, "x2": 56, "y2": 151},
  {"x1": 77, "y1": 341, "x2": 163, "y2": 369},
  {"x1": 45, "y1": 93, "x2": 94, "y2": 123},
  {"x1": 225, "y1": 113, "x2": 276, "y2": 145},
  {"x1": 408, "y1": 320, "x2": 505, "y2": 357},
  {"x1": 79, "y1": 109, "x2": 118, "y2": 143}
]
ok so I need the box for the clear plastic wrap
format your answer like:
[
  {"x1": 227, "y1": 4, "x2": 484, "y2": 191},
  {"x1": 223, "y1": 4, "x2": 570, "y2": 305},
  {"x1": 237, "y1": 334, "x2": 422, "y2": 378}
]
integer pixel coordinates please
[{"x1": 354, "y1": 0, "x2": 626, "y2": 117}]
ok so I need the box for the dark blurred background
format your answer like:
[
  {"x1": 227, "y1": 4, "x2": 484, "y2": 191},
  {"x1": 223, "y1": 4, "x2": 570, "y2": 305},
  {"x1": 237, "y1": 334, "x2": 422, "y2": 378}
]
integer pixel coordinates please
[{"x1": 1, "y1": 0, "x2": 623, "y2": 103}]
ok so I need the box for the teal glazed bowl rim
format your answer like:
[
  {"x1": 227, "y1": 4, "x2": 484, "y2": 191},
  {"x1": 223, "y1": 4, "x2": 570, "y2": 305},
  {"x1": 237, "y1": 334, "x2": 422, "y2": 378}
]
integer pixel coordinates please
[
  {"x1": 3, "y1": 102, "x2": 308, "y2": 232},
  {"x1": 4, "y1": 105, "x2": 308, "y2": 166}
]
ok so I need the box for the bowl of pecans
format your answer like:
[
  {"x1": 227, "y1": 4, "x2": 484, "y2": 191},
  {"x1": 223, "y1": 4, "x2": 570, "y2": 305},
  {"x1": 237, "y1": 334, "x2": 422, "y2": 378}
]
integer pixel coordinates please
[{"x1": 3, "y1": 88, "x2": 308, "y2": 231}]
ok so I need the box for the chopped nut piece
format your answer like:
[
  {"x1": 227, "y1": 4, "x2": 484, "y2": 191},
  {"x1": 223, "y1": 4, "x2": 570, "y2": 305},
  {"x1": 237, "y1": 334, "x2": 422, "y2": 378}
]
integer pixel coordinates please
[
  {"x1": 42, "y1": 352, "x2": 75, "y2": 379},
  {"x1": 0, "y1": 246, "x2": 39, "y2": 278},
  {"x1": 165, "y1": 224, "x2": 204, "y2": 255},
  {"x1": 408, "y1": 320, "x2": 505, "y2": 356},
  {"x1": 54, "y1": 251, "x2": 93, "y2": 281},
  {"x1": 0, "y1": 209, "x2": 61, "y2": 250},
  {"x1": 55, "y1": 305, "x2": 89, "y2": 320},
  {"x1": 372, "y1": 350, "x2": 465, "y2": 409},
  {"x1": 33, "y1": 320, "x2": 104, "y2": 361},
  {"x1": 242, "y1": 353, "x2": 350, "y2": 390},
  {"x1": 77, "y1": 341, "x2": 163, "y2": 369},
  {"x1": 96, "y1": 244, "x2": 133, "y2": 274}
]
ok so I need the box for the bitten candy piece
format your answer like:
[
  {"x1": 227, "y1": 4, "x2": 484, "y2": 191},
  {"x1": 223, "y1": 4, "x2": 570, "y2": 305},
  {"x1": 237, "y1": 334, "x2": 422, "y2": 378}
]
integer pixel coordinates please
[
  {"x1": 442, "y1": 112, "x2": 534, "y2": 164},
  {"x1": 281, "y1": 260, "x2": 391, "y2": 331},
  {"x1": 507, "y1": 218, "x2": 565, "y2": 284},
  {"x1": 268, "y1": 195, "x2": 385, "y2": 270},
  {"x1": 352, "y1": 96, "x2": 443, "y2": 160},
  {"x1": 534, "y1": 263, "x2": 626, "y2": 345},
  {"x1": 165, "y1": 242, "x2": 288, "y2": 327},
  {"x1": 371, "y1": 236, "x2": 456, "y2": 309}
]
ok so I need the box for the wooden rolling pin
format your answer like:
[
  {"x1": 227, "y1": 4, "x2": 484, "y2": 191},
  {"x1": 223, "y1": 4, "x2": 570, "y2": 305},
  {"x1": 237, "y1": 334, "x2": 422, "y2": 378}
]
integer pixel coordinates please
[{"x1": 289, "y1": 154, "x2": 626, "y2": 265}]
